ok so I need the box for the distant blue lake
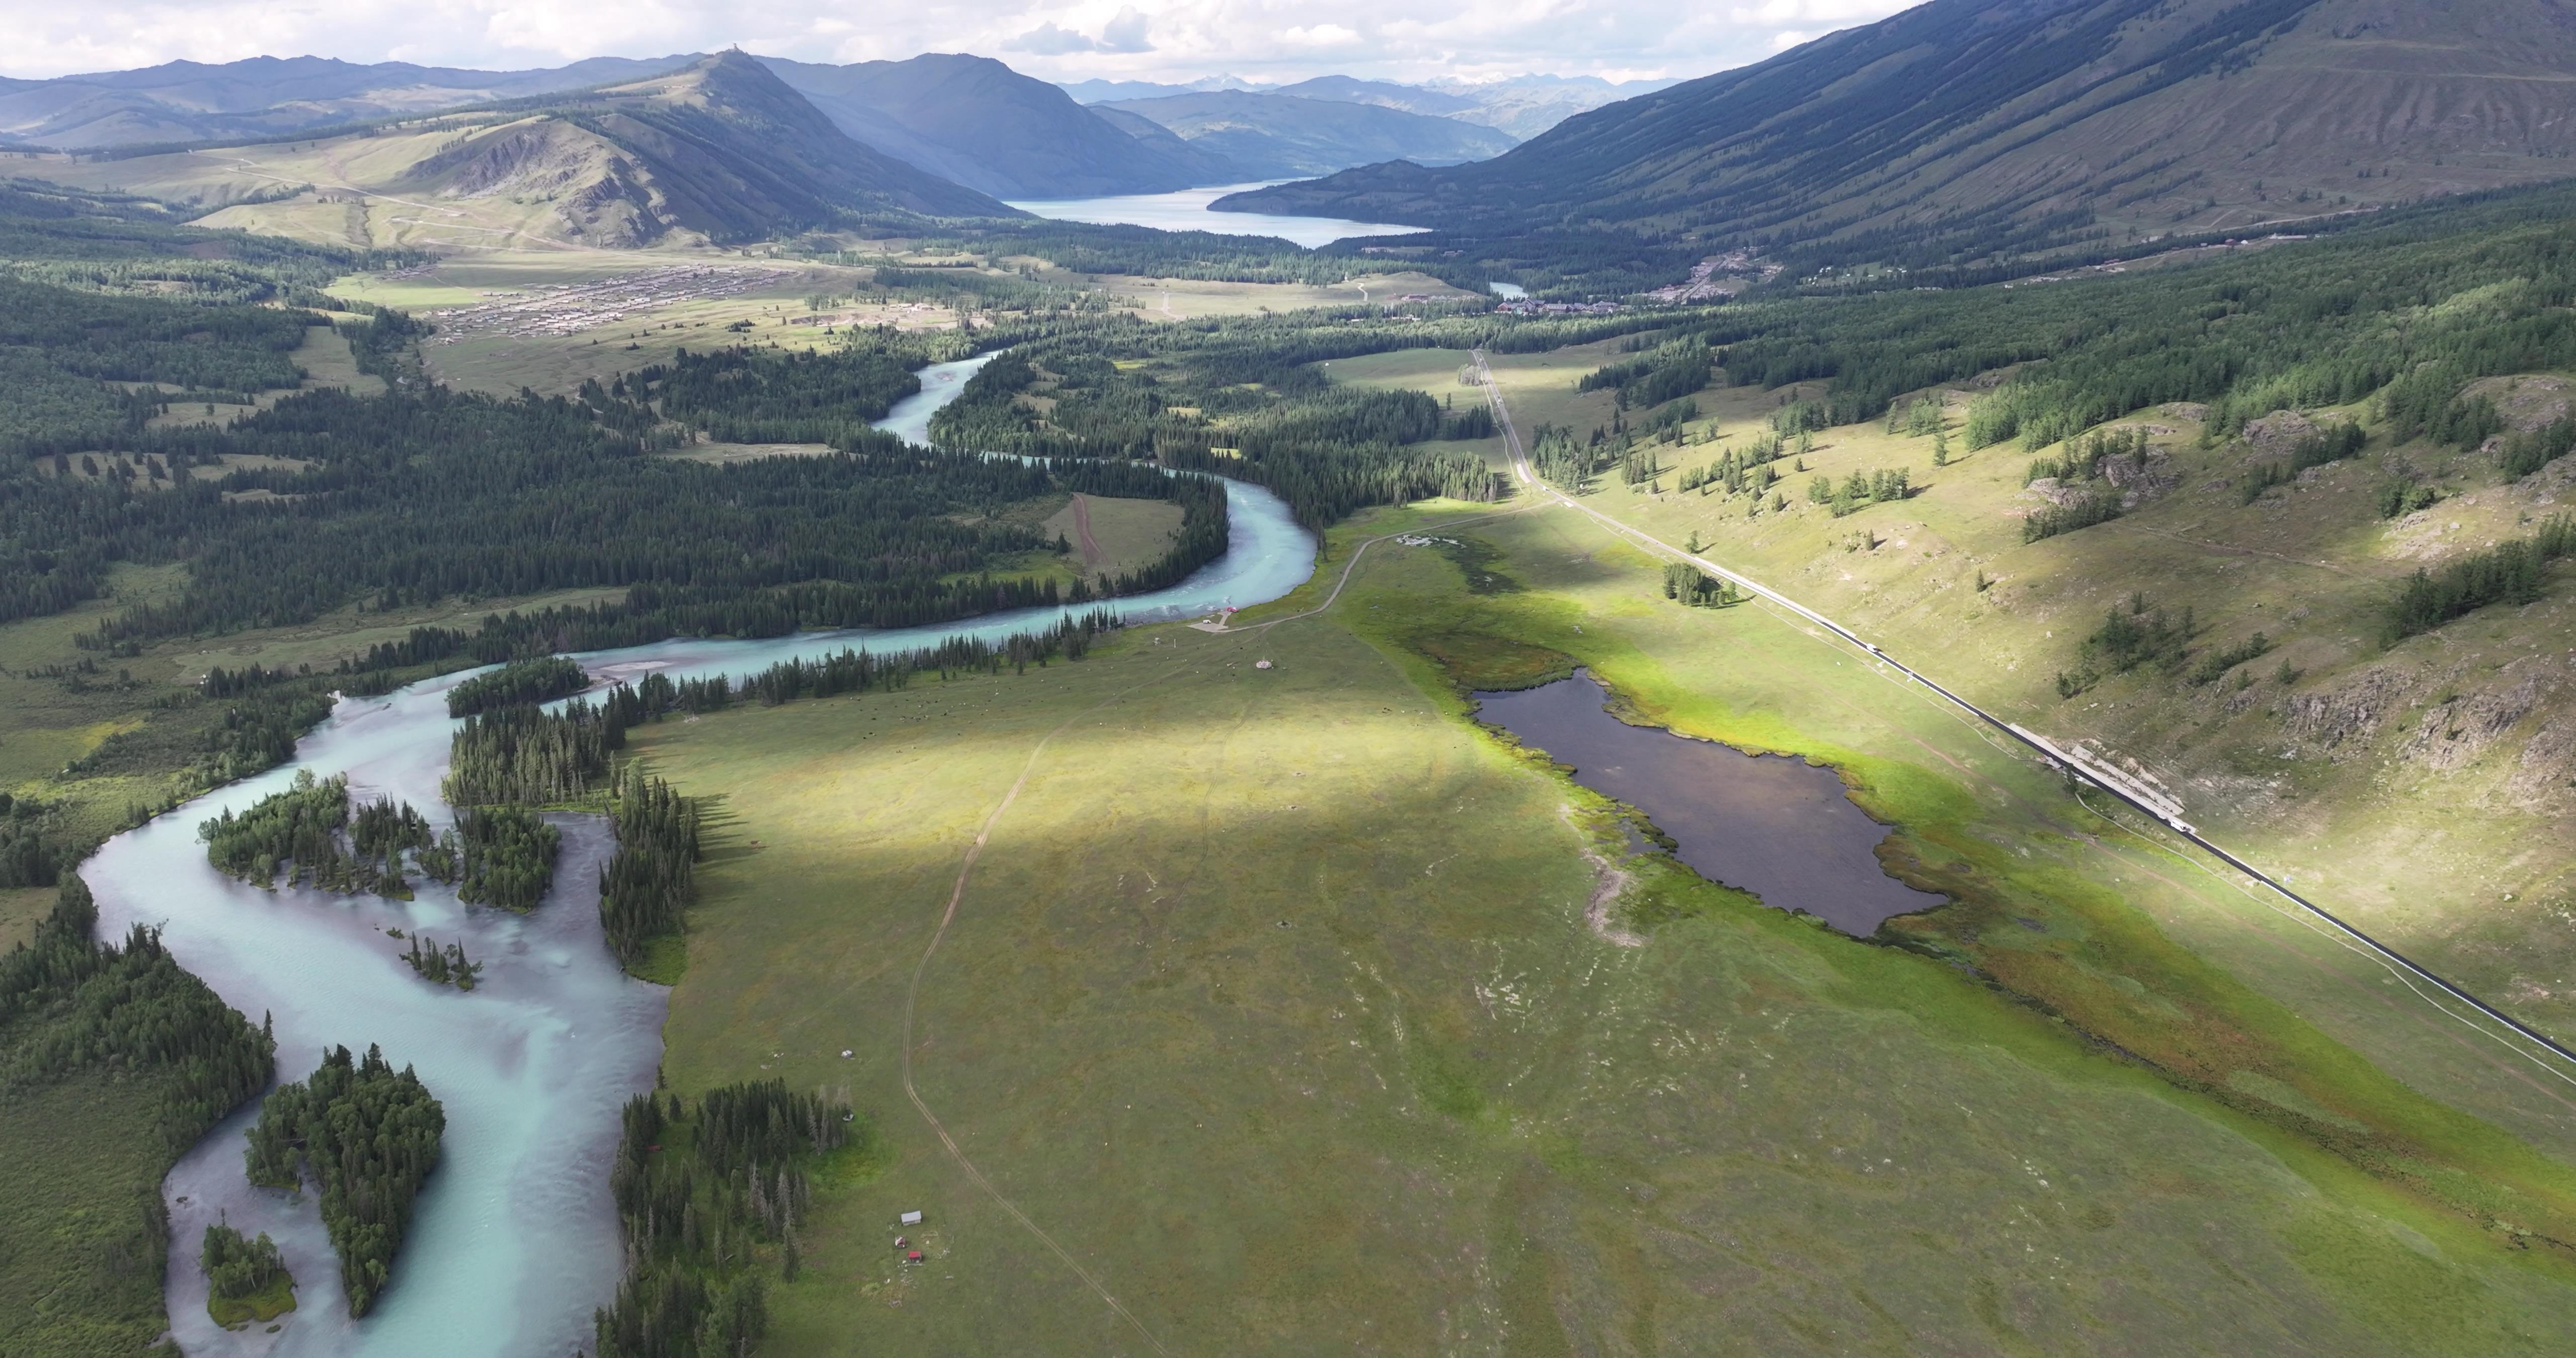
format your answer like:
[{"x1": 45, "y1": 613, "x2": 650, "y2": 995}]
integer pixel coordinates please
[{"x1": 1006, "y1": 182, "x2": 1430, "y2": 249}]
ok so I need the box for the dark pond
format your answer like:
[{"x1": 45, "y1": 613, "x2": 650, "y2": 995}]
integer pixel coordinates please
[{"x1": 1474, "y1": 670, "x2": 1947, "y2": 936}]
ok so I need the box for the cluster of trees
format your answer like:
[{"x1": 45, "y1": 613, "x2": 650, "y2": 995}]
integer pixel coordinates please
[
  {"x1": 2023, "y1": 491, "x2": 2124, "y2": 544},
  {"x1": 1528, "y1": 423, "x2": 1593, "y2": 490},
  {"x1": 2055, "y1": 593, "x2": 2198, "y2": 698},
  {"x1": 444, "y1": 698, "x2": 624, "y2": 807},
  {"x1": 600, "y1": 769, "x2": 700, "y2": 972},
  {"x1": 0, "y1": 792, "x2": 59, "y2": 887},
  {"x1": 200, "y1": 1222, "x2": 294, "y2": 1326},
  {"x1": 1675, "y1": 433, "x2": 1790, "y2": 499},
  {"x1": 445, "y1": 656, "x2": 590, "y2": 717},
  {"x1": 201, "y1": 732, "x2": 561, "y2": 909},
  {"x1": 1662, "y1": 562, "x2": 1737, "y2": 608},
  {"x1": 0, "y1": 875, "x2": 275, "y2": 1152},
  {"x1": 1806, "y1": 467, "x2": 1911, "y2": 518},
  {"x1": 398, "y1": 933, "x2": 482, "y2": 991},
  {"x1": 1603, "y1": 179, "x2": 2576, "y2": 498},
  {"x1": 2026, "y1": 425, "x2": 2151, "y2": 486},
  {"x1": 448, "y1": 806, "x2": 560, "y2": 912},
  {"x1": 2386, "y1": 515, "x2": 2576, "y2": 644},
  {"x1": 245, "y1": 1044, "x2": 443, "y2": 1317},
  {"x1": 0, "y1": 276, "x2": 314, "y2": 456},
  {"x1": 17, "y1": 380, "x2": 1077, "y2": 645},
  {"x1": 200, "y1": 771, "x2": 416, "y2": 896},
  {"x1": 2186, "y1": 631, "x2": 2273, "y2": 688},
  {"x1": 621, "y1": 342, "x2": 923, "y2": 446},
  {"x1": 596, "y1": 1080, "x2": 860, "y2": 1358},
  {"x1": 1580, "y1": 337, "x2": 1712, "y2": 411}
]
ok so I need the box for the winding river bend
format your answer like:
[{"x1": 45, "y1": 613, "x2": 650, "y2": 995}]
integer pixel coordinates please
[{"x1": 88, "y1": 353, "x2": 1317, "y2": 1356}]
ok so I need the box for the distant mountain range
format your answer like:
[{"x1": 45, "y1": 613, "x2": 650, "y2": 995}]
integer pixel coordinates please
[
  {"x1": 759, "y1": 54, "x2": 1217, "y2": 199},
  {"x1": 0, "y1": 54, "x2": 693, "y2": 149},
  {"x1": 1061, "y1": 72, "x2": 1674, "y2": 140},
  {"x1": 1095, "y1": 92, "x2": 1519, "y2": 182},
  {"x1": 0, "y1": 50, "x2": 1559, "y2": 205},
  {"x1": 19, "y1": 53, "x2": 1014, "y2": 248},
  {"x1": 1221, "y1": 0, "x2": 2576, "y2": 281}
]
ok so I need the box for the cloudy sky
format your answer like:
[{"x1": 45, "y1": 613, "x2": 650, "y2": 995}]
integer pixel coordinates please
[{"x1": 0, "y1": 0, "x2": 1915, "y2": 83}]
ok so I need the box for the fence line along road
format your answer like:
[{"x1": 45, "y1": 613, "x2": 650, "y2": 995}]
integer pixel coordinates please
[{"x1": 1466, "y1": 349, "x2": 2576, "y2": 1078}]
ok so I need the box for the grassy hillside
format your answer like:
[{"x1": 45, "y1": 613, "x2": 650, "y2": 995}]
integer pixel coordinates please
[
  {"x1": 19, "y1": 53, "x2": 1012, "y2": 253},
  {"x1": 1231, "y1": 0, "x2": 2576, "y2": 290},
  {"x1": 1443, "y1": 185, "x2": 2576, "y2": 1047},
  {"x1": 625, "y1": 501, "x2": 2576, "y2": 1352}
]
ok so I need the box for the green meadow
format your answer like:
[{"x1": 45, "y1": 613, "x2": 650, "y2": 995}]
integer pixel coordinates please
[{"x1": 625, "y1": 498, "x2": 2576, "y2": 1354}]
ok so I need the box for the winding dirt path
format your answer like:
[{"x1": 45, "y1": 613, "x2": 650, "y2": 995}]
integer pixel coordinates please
[
  {"x1": 1070, "y1": 492, "x2": 1104, "y2": 573},
  {"x1": 897, "y1": 666, "x2": 1193, "y2": 1355}
]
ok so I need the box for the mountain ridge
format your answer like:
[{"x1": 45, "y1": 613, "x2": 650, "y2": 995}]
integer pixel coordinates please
[
  {"x1": 760, "y1": 53, "x2": 1220, "y2": 198},
  {"x1": 0, "y1": 53, "x2": 701, "y2": 150},
  {"x1": 1098, "y1": 91, "x2": 1517, "y2": 180},
  {"x1": 1219, "y1": 0, "x2": 2576, "y2": 281}
]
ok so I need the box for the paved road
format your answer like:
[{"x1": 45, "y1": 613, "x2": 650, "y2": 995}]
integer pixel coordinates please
[{"x1": 1467, "y1": 349, "x2": 2576, "y2": 1079}]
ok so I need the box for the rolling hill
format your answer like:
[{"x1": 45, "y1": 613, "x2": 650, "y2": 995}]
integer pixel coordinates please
[
  {"x1": 1221, "y1": 0, "x2": 2576, "y2": 279},
  {"x1": 15, "y1": 52, "x2": 1015, "y2": 249},
  {"x1": 760, "y1": 54, "x2": 1224, "y2": 199},
  {"x1": 0, "y1": 53, "x2": 696, "y2": 150},
  {"x1": 1097, "y1": 91, "x2": 1517, "y2": 181}
]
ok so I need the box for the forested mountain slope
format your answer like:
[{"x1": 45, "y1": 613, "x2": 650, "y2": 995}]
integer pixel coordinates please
[
  {"x1": 1099, "y1": 91, "x2": 1518, "y2": 180},
  {"x1": 1227, "y1": 0, "x2": 2576, "y2": 277},
  {"x1": 0, "y1": 53, "x2": 695, "y2": 150},
  {"x1": 762, "y1": 54, "x2": 1221, "y2": 198}
]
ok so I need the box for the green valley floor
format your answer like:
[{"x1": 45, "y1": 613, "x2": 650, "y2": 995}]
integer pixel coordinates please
[{"x1": 628, "y1": 498, "x2": 2576, "y2": 1355}]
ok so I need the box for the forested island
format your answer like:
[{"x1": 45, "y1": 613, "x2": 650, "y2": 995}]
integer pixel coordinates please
[
  {"x1": 245, "y1": 1044, "x2": 444, "y2": 1317},
  {"x1": 445, "y1": 656, "x2": 591, "y2": 718},
  {"x1": 200, "y1": 1222, "x2": 295, "y2": 1327}
]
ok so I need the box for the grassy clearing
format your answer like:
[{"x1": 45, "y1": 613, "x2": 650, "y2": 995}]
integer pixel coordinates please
[
  {"x1": 1039, "y1": 493, "x2": 1183, "y2": 579},
  {"x1": 628, "y1": 500, "x2": 2576, "y2": 1352},
  {"x1": 140, "y1": 325, "x2": 386, "y2": 430},
  {"x1": 1480, "y1": 346, "x2": 2576, "y2": 1048},
  {"x1": 0, "y1": 1072, "x2": 181, "y2": 1358},
  {"x1": 0, "y1": 886, "x2": 50, "y2": 953},
  {"x1": 206, "y1": 1273, "x2": 295, "y2": 1330}
]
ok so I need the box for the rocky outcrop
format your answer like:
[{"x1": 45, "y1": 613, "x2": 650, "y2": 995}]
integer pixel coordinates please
[
  {"x1": 2283, "y1": 666, "x2": 2413, "y2": 756},
  {"x1": 2400, "y1": 676, "x2": 2545, "y2": 772}
]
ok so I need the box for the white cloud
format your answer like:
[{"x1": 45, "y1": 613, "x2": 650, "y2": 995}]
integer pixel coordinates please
[
  {"x1": 1007, "y1": 21, "x2": 1097, "y2": 55},
  {"x1": 1280, "y1": 24, "x2": 1361, "y2": 48},
  {"x1": 1097, "y1": 6, "x2": 1153, "y2": 54},
  {"x1": 0, "y1": 0, "x2": 1922, "y2": 84}
]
